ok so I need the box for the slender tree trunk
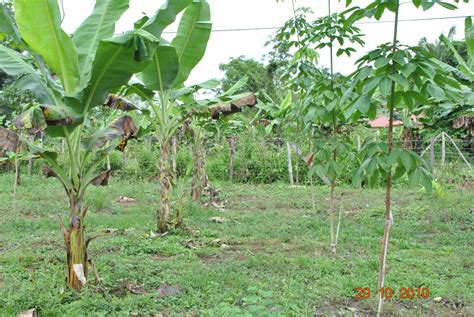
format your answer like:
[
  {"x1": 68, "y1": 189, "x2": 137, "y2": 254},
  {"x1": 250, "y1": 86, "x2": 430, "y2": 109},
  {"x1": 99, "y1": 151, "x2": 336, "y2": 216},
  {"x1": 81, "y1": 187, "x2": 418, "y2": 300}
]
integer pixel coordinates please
[
  {"x1": 64, "y1": 198, "x2": 88, "y2": 290},
  {"x1": 158, "y1": 140, "x2": 171, "y2": 233},
  {"x1": 378, "y1": 2, "x2": 399, "y2": 315},
  {"x1": 13, "y1": 157, "x2": 19, "y2": 211},
  {"x1": 191, "y1": 139, "x2": 201, "y2": 201},
  {"x1": 286, "y1": 141, "x2": 294, "y2": 186},
  {"x1": 309, "y1": 135, "x2": 316, "y2": 212},
  {"x1": 229, "y1": 137, "x2": 235, "y2": 182},
  {"x1": 200, "y1": 138, "x2": 210, "y2": 189},
  {"x1": 329, "y1": 171, "x2": 336, "y2": 253}
]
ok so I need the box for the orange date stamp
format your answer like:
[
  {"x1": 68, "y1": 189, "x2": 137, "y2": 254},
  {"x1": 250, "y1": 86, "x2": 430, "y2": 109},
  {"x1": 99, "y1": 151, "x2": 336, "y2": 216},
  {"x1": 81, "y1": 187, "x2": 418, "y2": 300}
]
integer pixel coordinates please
[{"x1": 355, "y1": 287, "x2": 430, "y2": 299}]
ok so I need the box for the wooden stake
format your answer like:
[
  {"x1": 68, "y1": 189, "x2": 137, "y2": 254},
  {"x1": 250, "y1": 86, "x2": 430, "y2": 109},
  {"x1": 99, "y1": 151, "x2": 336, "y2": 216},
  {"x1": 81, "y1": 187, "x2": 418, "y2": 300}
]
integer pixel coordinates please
[
  {"x1": 441, "y1": 132, "x2": 446, "y2": 166},
  {"x1": 430, "y1": 136, "x2": 435, "y2": 174},
  {"x1": 286, "y1": 141, "x2": 294, "y2": 186}
]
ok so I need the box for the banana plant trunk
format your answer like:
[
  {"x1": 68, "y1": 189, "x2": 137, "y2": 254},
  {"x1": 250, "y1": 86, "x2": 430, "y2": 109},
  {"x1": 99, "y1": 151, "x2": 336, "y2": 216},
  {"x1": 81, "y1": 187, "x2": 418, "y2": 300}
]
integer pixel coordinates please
[
  {"x1": 158, "y1": 140, "x2": 171, "y2": 233},
  {"x1": 200, "y1": 139, "x2": 210, "y2": 190},
  {"x1": 63, "y1": 198, "x2": 88, "y2": 290}
]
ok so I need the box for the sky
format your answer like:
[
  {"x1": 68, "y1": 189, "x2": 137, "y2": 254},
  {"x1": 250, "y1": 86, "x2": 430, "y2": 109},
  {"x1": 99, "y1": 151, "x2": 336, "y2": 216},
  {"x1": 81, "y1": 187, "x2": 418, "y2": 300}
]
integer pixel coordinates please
[{"x1": 61, "y1": 0, "x2": 474, "y2": 86}]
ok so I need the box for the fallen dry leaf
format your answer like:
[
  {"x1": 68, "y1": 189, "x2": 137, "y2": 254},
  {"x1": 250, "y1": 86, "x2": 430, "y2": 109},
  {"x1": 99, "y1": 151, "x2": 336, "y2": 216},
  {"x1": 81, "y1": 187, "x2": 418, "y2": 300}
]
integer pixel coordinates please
[
  {"x1": 115, "y1": 196, "x2": 136, "y2": 203},
  {"x1": 210, "y1": 217, "x2": 228, "y2": 224},
  {"x1": 158, "y1": 284, "x2": 181, "y2": 298}
]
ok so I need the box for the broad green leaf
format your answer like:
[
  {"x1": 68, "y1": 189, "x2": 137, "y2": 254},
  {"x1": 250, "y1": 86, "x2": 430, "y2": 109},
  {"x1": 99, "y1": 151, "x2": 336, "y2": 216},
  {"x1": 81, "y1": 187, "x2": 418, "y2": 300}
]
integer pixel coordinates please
[
  {"x1": 363, "y1": 76, "x2": 382, "y2": 94},
  {"x1": 354, "y1": 95, "x2": 371, "y2": 114},
  {"x1": 465, "y1": 17, "x2": 474, "y2": 61},
  {"x1": 375, "y1": 57, "x2": 389, "y2": 68},
  {"x1": 0, "y1": 45, "x2": 54, "y2": 104},
  {"x1": 140, "y1": 44, "x2": 179, "y2": 92},
  {"x1": 420, "y1": 170, "x2": 433, "y2": 193},
  {"x1": 438, "y1": 2, "x2": 457, "y2": 10},
  {"x1": 400, "y1": 150, "x2": 414, "y2": 172},
  {"x1": 401, "y1": 63, "x2": 416, "y2": 78},
  {"x1": 13, "y1": 0, "x2": 80, "y2": 94},
  {"x1": 73, "y1": 0, "x2": 130, "y2": 87},
  {"x1": 426, "y1": 83, "x2": 446, "y2": 101},
  {"x1": 172, "y1": 0, "x2": 212, "y2": 86},
  {"x1": 421, "y1": 0, "x2": 435, "y2": 10},
  {"x1": 0, "y1": 4, "x2": 21, "y2": 44},
  {"x1": 388, "y1": 73, "x2": 409, "y2": 88},
  {"x1": 142, "y1": 0, "x2": 191, "y2": 38},
  {"x1": 379, "y1": 77, "x2": 392, "y2": 98},
  {"x1": 80, "y1": 31, "x2": 159, "y2": 114}
]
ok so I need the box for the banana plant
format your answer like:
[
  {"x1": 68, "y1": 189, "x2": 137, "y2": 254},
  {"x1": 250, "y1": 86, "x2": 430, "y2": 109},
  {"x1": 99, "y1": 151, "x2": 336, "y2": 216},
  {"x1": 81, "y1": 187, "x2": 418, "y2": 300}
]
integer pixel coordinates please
[
  {"x1": 126, "y1": 0, "x2": 212, "y2": 233},
  {"x1": 345, "y1": 0, "x2": 464, "y2": 314},
  {"x1": 439, "y1": 17, "x2": 474, "y2": 85},
  {"x1": 0, "y1": 0, "x2": 188, "y2": 289}
]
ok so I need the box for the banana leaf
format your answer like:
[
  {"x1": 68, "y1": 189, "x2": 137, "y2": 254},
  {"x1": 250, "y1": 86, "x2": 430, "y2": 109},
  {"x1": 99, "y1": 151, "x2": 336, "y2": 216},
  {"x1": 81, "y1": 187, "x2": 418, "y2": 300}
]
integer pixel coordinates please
[
  {"x1": 79, "y1": 30, "x2": 159, "y2": 114},
  {"x1": 172, "y1": 0, "x2": 212, "y2": 87},
  {"x1": 82, "y1": 115, "x2": 137, "y2": 151},
  {"x1": 73, "y1": 0, "x2": 130, "y2": 88},
  {"x1": 13, "y1": 0, "x2": 80, "y2": 94}
]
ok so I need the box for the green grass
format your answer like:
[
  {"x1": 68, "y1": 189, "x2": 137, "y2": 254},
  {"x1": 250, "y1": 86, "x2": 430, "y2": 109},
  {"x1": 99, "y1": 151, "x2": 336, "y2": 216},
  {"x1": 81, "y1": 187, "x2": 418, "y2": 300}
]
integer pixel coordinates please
[{"x1": 0, "y1": 174, "x2": 472, "y2": 316}]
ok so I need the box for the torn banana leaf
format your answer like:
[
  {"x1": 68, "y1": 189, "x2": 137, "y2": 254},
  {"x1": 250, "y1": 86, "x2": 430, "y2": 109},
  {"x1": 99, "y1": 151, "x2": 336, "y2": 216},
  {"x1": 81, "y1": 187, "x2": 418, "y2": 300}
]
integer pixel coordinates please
[
  {"x1": 13, "y1": 106, "x2": 47, "y2": 134},
  {"x1": 13, "y1": 101, "x2": 84, "y2": 137},
  {"x1": 211, "y1": 93, "x2": 257, "y2": 119},
  {"x1": 82, "y1": 115, "x2": 137, "y2": 151},
  {"x1": 90, "y1": 170, "x2": 110, "y2": 186},
  {"x1": 105, "y1": 94, "x2": 137, "y2": 111},
  {"x1": 0, "y1": 127, "x2": 19, "y2": 156}
]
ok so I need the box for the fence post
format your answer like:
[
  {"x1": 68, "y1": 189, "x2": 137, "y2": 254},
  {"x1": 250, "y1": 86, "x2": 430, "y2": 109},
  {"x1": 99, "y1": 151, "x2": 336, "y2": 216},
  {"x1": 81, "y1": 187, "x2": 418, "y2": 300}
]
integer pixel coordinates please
[
  {"x1": 430, "y1": 136, "x2": 435, "y2": 174},
  {"x1": 441, "y1": 132, "x2": 446, "y2": 166}
]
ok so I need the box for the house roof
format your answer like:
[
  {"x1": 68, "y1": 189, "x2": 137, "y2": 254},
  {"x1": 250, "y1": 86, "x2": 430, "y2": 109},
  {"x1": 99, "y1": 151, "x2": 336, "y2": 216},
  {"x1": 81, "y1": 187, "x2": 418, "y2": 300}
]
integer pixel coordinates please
[{"x1": 368, "y1": 115, "x2": 423, "y2": 128}]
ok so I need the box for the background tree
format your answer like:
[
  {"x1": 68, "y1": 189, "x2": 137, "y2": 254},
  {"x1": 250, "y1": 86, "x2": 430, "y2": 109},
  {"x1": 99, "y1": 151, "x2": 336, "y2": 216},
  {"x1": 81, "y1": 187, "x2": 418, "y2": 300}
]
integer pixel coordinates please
[{"x1": 219, "y1": 56, "x2": 277, "y2": 100}]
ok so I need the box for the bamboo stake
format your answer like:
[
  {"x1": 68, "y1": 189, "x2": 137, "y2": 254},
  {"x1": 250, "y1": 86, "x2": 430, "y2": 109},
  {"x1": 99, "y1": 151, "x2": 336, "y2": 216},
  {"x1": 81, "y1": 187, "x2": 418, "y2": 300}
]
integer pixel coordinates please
[
  {"x1": 334, "y1": 193, "x2": 344, "y2": 248},
  {"x1": 420, "y1": 133, "x2": 440, "y2": 156},
  {"x1": 441, "y1": 132, "x2": 446, "y2": 166},
  {"x1": 430, "y1": 136, "x2": 436, "y2": 174},
  {"x1": 286, "y1": 141, "x2": 294, "y2": 186}
]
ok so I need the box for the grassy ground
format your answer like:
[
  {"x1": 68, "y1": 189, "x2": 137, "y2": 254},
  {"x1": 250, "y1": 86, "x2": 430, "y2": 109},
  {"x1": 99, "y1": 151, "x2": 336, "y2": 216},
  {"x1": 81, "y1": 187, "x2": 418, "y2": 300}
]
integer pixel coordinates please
[{"x1": 0, "y1": 173, "x2": 472, "y2": 316}]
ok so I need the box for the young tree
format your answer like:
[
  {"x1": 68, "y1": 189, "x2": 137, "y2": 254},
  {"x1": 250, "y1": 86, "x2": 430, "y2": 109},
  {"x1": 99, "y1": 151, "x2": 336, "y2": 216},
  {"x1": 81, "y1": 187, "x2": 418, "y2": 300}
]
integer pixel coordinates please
[
  {"x1": 272, "y1": 4, "x2": 364, "y2": 253},
  {"x1": 346, "y1": 0, "x2": 465, "y2": 314},
  {"x1": 0, "y1": 0, "x2": 181, "y2": 289}
]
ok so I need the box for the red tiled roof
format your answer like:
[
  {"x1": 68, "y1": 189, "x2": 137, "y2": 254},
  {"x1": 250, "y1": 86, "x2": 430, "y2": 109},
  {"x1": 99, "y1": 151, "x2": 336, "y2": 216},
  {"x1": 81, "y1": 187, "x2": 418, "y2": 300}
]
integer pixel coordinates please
[{"x1": 369, "y1": 115, "x2": 423, "y2": 128}]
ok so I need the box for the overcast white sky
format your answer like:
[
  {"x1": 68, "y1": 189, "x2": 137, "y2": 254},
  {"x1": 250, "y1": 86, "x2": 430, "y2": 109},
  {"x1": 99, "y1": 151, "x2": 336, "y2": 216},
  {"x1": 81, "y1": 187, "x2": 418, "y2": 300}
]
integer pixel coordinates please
[{"x1": 61, "y1": 0, "x2": 474, "y2": 85}]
